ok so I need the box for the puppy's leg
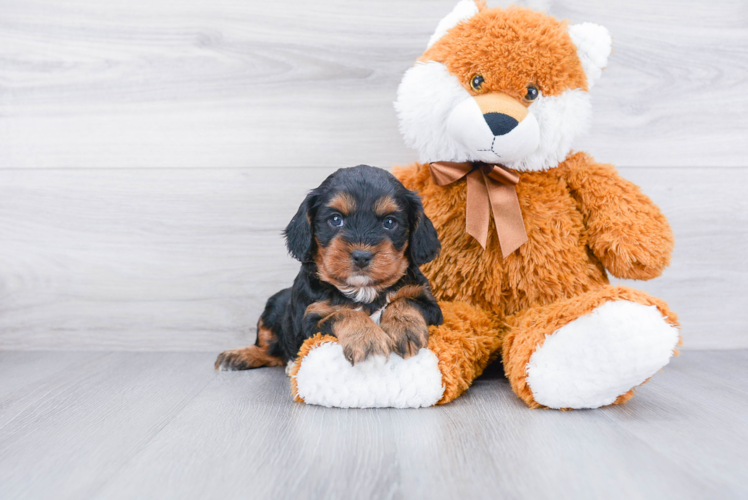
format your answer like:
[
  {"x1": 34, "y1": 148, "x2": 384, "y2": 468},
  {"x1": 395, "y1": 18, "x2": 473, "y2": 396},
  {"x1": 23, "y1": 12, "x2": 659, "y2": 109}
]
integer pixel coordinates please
[
  {"x1": 380, "y1": 298, "x2": 429, "y2": 359},
  {"x1": 215, "y1": 320, "x2": 285, "y2": 370},
  {"x1": 321, "y1": 309, "x2": 392, "y2": 365},
  {"x1": 215, "y1": 289, "x2": 289, "y2": 371},
  {"x1": 380, "y1": 284, "x2": 440, "y2": 359}
]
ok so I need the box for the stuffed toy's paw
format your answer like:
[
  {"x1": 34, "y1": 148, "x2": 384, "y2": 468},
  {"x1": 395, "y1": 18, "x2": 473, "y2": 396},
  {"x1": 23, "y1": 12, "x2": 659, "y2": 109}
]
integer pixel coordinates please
[
  {"x1": 503, "y1": 286, "x2": 681, "y2": 409},
  {"x1": 289, "y1": 334, "x2": 444, "y2": 408}
]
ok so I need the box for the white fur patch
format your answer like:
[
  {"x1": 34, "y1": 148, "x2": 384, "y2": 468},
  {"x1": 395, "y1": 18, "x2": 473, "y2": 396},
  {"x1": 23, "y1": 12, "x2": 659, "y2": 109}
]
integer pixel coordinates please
[
  {"x1": 368, "y1": 297, "x2": 389, "y2": 325},
  {"x1": 448, "y1": 96, "x2": 540, "y2": 164},
  {"x1": 427, "y1": 0, "x2": 480, "y2": 49},
  {"x1": 337, "y1": 285, "x2": 378, "y2": 304},
  {"x1": 285, "y1": 359, "x2": 296, "y2": 376},
  {"x1": 504, "y1": 90, "x2": 592, "y2": 171},
  {"x1": 336, "y1": 275, "x2": 378, "y2": 303},
  {"x1": 568, "y1": 23, "x2": 612, "y2": 89},
  {"x1": 526, "y1": 300, "x2": 679, "y2": 409},
  {"x1": 395, "y1": 61, "x2": 476, "y2": 164},
  {"x1": 346, "y1": 275, "x2": 372, "y2": 287},
  {"x1": 293, "y1": 343, "x2": 445, "y2": 408}
]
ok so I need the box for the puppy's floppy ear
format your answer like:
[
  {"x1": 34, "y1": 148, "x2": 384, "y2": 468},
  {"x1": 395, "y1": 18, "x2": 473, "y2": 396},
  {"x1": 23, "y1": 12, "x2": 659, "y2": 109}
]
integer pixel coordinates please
[
  {"x1": 406, "y1": 190, "x2": 441, "y2": 266},
  {"x1": 284, "y1": 190, "x2": 318, "y2": 262}
]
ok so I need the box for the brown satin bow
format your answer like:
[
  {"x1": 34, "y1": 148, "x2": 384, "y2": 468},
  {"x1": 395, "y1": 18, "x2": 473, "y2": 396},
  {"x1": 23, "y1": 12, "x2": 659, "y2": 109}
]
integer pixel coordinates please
[{"x1": 429, "y1": 161, "x2": 528, "y2": 258}]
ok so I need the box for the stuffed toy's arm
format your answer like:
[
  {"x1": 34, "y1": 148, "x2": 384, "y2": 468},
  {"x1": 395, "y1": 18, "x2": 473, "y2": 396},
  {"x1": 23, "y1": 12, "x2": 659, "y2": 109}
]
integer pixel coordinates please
[{"x1": 563, "y1": 153, "x2": 674, "y2": 280}]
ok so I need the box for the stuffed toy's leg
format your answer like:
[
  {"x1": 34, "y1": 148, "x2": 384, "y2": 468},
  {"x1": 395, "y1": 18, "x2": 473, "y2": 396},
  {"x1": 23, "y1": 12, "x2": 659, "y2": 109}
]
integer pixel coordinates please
[
  {"x1": 502, "y1": 285, "x2": 680, "y2": 410},
  {"x1": 289, "y1": 301, "x2": 502, "y2": 408}
]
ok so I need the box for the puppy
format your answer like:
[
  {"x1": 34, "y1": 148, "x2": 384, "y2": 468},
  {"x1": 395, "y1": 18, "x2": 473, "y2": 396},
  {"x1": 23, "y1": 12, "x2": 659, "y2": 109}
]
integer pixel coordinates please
[{"x1": 215, "y1": 165, "x2": 443, "y2": 370}]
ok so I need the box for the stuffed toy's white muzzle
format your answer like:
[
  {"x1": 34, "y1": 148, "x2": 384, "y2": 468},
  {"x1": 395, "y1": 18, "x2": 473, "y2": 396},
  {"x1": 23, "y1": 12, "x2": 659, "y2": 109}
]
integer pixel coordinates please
[{"x1": 447, "y1": 93, "x2": 540, "y2": 164}]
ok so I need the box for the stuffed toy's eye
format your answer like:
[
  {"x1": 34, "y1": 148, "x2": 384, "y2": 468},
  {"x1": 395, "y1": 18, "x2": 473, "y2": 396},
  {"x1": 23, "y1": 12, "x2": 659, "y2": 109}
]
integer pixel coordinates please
[
  {"x1": 328, "y1": 214, "x2": 344, "y2": 227},
  {"x1": 469, "y1": 74, "x2": 485, "y2": 92},
  {"x1": 382, "y1": 216, "x2": 397, "y2": 230},
  {"x1": 524, "y1": 84, "x2": 540, "y2": 102}
]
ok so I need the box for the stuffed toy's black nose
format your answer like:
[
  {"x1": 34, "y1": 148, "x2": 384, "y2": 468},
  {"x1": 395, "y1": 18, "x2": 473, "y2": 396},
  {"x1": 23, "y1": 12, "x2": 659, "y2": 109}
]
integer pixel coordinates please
[
  {"x1": 350, "y1": 250, "x2": 374, "y2": 268},
  {"x1": 484, "y1": 112, "x2": 519, "y2": 136}
]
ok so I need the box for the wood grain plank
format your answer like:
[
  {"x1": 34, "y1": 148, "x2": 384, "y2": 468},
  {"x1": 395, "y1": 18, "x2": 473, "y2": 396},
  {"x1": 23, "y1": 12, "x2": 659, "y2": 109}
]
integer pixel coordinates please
[
  {"x1": 95, "y1": 367, "x2": 406, "y2": 500},
  {"x1": 0, "y1": 352, "x2": 213, "y2": 500},
  {"x1": 93, "y1": 365, "x2": 695, "y2": 500},
  {"x1": 600, "y1": 351, "x2": 748, "y2": 495},
  {"x1": 1, "y1": 351, "x2": 745, "y2": 499},
  {"x1": 11, "y1": 352, "x2": 731, "y2": 499},
  {"x1": 0, "y1": 166, "x2": 745, "y2": 350},
  {"x1": 375, "y1": 371, "x2": 716, "y2": 500},
  {"x1": 1, "y1": 0, "x2": 746, "y2": 168},
  {"x1": 0, "y1": 167, "x2": 335, "y2": 350},
  {"x1": 0, "y1": 351, "x2": 97, "y2": 427}
]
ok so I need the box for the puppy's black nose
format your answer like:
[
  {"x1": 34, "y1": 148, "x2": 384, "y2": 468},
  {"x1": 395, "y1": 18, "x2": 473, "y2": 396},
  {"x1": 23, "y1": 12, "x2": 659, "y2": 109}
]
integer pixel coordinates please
[
  {"x1": 484, "y1": 112, "x2": 519, "y2": 136},
  {"x1": 350, "y1": 250, "x2": 374, "y2": 269}
]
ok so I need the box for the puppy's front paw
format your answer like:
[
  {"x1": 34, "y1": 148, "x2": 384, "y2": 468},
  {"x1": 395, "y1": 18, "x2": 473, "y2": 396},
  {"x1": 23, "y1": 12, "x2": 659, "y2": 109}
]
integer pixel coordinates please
[
  {"x1": 339, "y1": 324, "x2": 392, "y2": 366},
  {"x1": 380, "y1": 317, "x2": 429, "y2": 359}
]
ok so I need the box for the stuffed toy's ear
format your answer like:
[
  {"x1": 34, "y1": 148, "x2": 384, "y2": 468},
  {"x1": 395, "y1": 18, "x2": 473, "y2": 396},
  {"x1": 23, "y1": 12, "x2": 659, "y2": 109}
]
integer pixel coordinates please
[
  {"x1": 284, "y1": 190, "x2": 318, "y2": 262},
  {"x1": 406, "y1": 191, "x2": 441, "y2": 266},
  {"x1": 427, "y1": 0, "x2": 482, "y2": 49},
  {"x1": 568, "y1": 23, "x2": 612, "y2": 89}
]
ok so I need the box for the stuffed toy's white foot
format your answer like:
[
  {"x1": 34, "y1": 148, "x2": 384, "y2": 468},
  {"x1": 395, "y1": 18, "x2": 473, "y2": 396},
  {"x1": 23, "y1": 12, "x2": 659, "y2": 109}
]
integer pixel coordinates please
[
  {"x1": 525, "y1": 300, "x2": 679, "y2": 409},
  {"x1": 292, "y1": 341, "x2": 444, "y2": 409}
]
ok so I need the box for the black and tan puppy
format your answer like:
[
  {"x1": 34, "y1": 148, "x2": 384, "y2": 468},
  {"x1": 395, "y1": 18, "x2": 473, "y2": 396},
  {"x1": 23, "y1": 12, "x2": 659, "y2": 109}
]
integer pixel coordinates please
[{"x1": 215, "y1": 165, "x2": 443, "y2": 371}]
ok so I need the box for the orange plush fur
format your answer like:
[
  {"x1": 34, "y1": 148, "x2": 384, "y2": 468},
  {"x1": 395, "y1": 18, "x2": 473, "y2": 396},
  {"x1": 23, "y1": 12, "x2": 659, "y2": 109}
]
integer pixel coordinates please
[
  {"x1": 394, "y1": 154, "x2": 678, "y2": 406},
  {"x1": 422, "y1": 6, "x2": 588, "y2": 100}
]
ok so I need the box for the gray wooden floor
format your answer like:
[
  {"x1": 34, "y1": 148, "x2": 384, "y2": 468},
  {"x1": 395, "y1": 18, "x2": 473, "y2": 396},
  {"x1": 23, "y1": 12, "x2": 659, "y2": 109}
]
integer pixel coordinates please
[{"x1": 0, "y1": 350, "x2": 746, "y2": 499}]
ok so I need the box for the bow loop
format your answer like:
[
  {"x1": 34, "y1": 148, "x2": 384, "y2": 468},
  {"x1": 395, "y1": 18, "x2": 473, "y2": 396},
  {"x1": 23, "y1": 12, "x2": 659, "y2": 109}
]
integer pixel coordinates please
[
  {"x1": 429, "y1": 161, "x2": 528, "y2": 258},
  {"x1": 481, "y1": 163, "x2": 520, "y2": 185}
]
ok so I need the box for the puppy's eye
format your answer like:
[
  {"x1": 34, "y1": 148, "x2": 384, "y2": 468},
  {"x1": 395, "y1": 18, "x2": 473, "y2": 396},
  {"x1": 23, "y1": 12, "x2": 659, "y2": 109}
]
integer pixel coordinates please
[
  {"x1": 382, "y1": 216, "x2": 397, "y2": 230},
  {"x1": 328, "y1": 214, "x2": 344, "y2": 227},
  {"x1": 524, "y1": 84, "x2": 540, "y2": 102},
  {"x1": 469, "y1": 74, "x2": 485, "y2": 92}
]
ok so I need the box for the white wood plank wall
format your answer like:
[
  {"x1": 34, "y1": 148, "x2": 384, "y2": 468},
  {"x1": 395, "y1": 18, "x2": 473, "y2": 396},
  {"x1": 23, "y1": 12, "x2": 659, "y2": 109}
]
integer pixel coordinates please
[{"x1": 1, "y1": 0, "x2": 746, "y2": 350}]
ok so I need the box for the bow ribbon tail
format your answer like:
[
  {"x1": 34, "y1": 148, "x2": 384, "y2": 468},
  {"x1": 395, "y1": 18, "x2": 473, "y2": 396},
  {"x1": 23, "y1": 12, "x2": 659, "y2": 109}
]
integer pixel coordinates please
[
  {"x1": 465, "y1": 169, "x2": 491, "y2": 249},
  {"x1": 482, "y1": 171, "x2": 528, "y2": 258}
]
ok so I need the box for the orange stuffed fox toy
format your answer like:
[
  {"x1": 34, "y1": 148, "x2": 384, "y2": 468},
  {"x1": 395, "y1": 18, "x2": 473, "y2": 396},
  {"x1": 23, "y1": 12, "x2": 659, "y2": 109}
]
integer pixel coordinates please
[{"x1": 290, "y1": 1, "x2": 680, "y2": 409}]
